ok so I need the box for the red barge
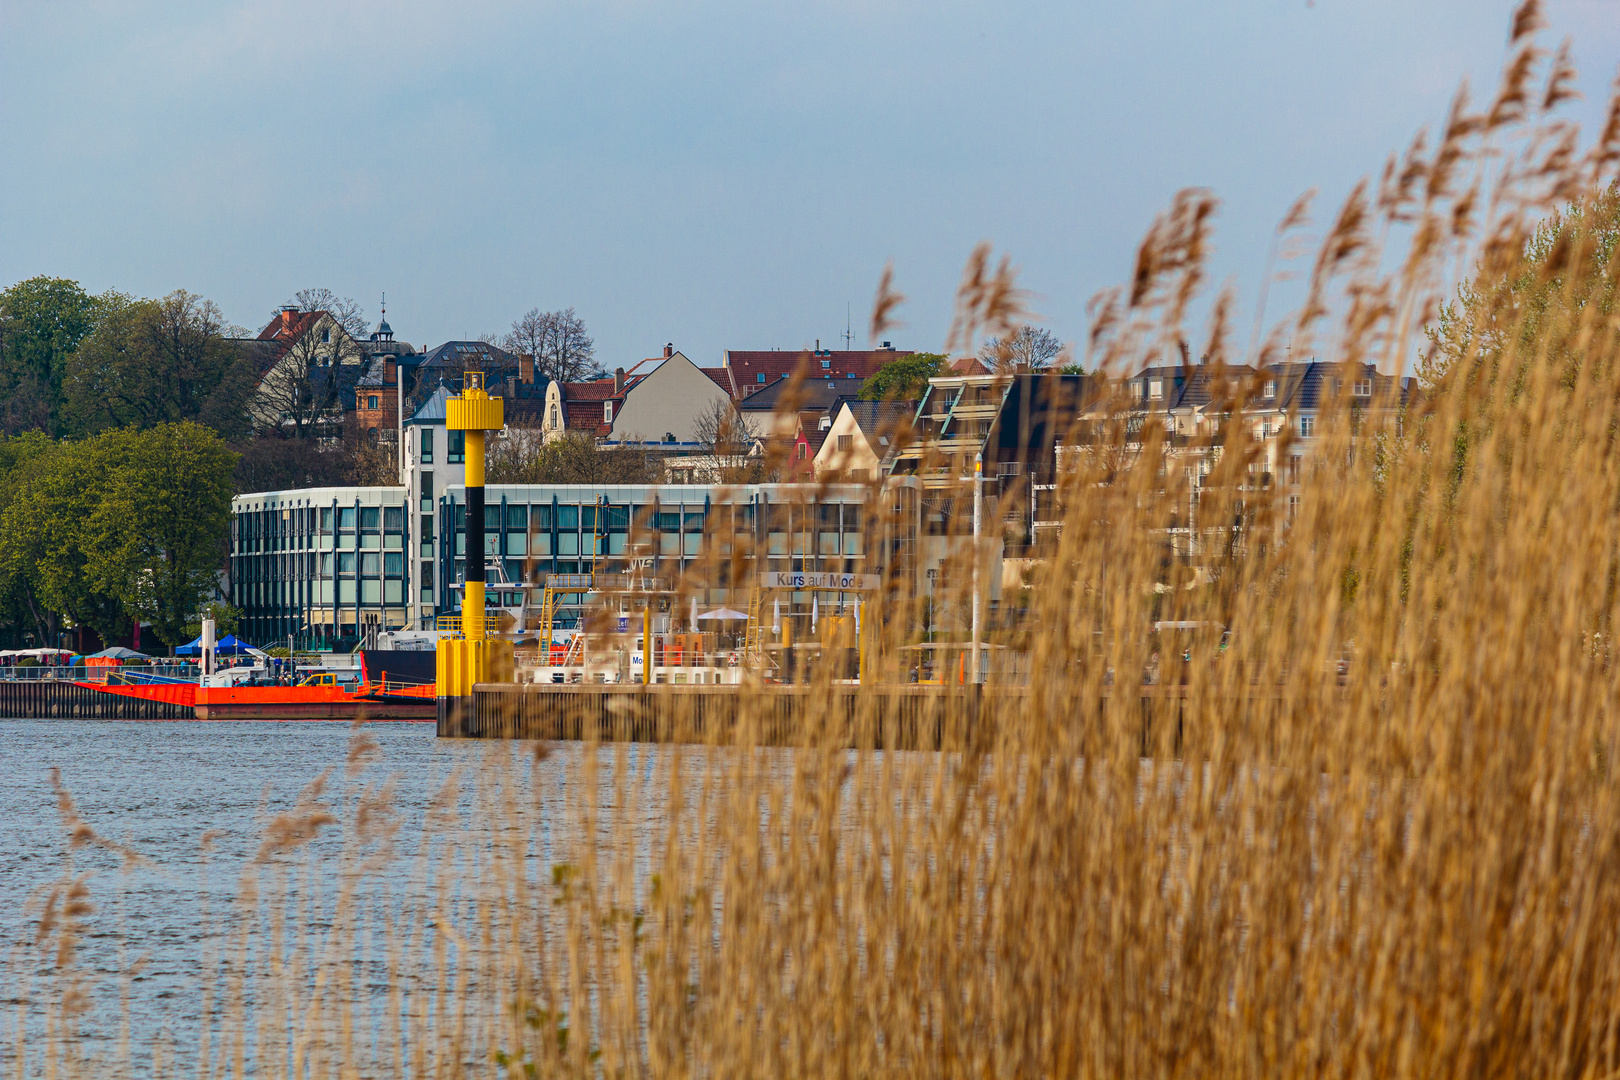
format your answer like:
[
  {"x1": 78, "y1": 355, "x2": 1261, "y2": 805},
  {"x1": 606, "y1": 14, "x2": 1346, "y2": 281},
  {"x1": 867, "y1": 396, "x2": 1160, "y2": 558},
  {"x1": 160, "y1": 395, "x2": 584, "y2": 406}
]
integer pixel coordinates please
[{"x1": 76, "y1": 650, "x2": 436, "y2": 722}]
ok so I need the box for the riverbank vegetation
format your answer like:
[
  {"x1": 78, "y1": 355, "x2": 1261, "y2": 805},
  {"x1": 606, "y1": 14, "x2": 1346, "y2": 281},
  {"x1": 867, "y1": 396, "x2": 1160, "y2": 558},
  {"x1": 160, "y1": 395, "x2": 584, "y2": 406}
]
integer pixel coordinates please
[{"x1": 15, "y1": 3, "x2": 1620, "y2": 1075}]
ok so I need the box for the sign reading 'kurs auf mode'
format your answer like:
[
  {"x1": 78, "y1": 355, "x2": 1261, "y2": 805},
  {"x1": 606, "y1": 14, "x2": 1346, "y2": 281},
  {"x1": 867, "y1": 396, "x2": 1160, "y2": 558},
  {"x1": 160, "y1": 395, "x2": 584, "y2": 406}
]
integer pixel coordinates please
[{"x1": 759, "y1": 572, "x2": 881, "y2": 591}]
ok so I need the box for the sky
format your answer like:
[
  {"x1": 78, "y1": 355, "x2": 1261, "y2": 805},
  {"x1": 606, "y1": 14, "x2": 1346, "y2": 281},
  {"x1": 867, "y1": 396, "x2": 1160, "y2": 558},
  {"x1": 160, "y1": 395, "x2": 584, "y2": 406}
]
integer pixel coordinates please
[{"x1": 2, "y1": 0, "x2": 1618, "y2": 371}]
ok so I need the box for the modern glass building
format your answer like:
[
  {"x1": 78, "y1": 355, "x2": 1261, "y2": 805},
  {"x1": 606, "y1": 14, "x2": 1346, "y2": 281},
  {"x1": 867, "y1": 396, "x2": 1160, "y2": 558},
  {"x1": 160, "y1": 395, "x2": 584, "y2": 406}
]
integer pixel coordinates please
[
  {"x1": 231, "y1": 481, "x2": 920, "y2": 647},
  {"x1": 230, "y1": 487, "x2": 411, "y2": 649}
]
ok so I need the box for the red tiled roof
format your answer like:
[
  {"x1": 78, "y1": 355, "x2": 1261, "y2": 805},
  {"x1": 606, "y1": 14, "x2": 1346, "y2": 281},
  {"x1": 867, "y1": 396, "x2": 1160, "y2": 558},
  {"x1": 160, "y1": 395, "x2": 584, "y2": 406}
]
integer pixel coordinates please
[
  {"x1": 258, "y1": 309, "x2": 322, "y2": 343},
  {"x1": 562, "y1": 399, "x2": 613, "y2": 436},
  {"x1": 724, "y1": 349, "x2": 910, "y2": 398},
  {"x1": 948, "y1": 355, "x2": 993, "y2": 375}
]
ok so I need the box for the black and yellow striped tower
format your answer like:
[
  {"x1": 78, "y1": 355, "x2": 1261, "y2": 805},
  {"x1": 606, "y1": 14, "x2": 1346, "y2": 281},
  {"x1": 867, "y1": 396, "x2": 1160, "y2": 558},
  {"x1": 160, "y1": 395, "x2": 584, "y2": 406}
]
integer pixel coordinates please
[{"x1": 436, "y1": 371, "x2": 514, "y2": 734}]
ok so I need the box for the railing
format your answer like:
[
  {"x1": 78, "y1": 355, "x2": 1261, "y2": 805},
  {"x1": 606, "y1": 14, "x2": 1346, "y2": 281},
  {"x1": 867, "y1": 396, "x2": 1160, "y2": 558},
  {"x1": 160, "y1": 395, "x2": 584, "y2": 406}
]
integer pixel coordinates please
[
  {"x1": 0, "y1": 663, "x2": 198, "y2": 683},
  {"x1": 436, "y1": 615, "x2": 462, "y2": 632}
]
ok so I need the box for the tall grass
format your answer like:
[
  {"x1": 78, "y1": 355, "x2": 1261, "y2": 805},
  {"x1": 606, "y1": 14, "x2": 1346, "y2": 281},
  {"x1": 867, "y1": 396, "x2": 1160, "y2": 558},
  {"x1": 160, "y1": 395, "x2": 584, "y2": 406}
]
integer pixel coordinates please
[{"x1": 16, "y1": 4, "x2": 1620, "y2": 1074}]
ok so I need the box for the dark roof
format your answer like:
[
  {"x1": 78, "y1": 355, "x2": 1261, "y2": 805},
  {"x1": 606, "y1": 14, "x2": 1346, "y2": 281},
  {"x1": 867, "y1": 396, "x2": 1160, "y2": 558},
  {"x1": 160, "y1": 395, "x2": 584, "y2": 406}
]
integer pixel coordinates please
[
  {"x1": 736, "y1": 373, "x2": 870, "y2": 415},
  {"x1": 840, "y1": 398, "x2": 918, "y2": 434},
  {"x1": 1126, "y1": 363, "x2": 1257, "y2": 410},
  {"x1": 724, "y1": 348, "x2": 907, "y2": 398},
  {"x1": 419, "y1": 340, "x2": 519, "y2": 370},
  {"x1": 407, "y1": 385, "x2": 453, "y2": 424},
  {"x1": 1261, "y1": 361, "x2": 1407, "y2": 410}
]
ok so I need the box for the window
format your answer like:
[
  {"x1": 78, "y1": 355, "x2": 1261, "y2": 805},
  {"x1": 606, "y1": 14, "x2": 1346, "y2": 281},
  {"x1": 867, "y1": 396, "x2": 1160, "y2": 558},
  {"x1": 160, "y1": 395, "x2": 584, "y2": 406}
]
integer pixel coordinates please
[
  {"x1": 360, "y1": 506, "x2": 380, "y2": 530},
  {"x1": 1287, "y1": 456, "x2": 1302, "y2": 485},
  {"x1": 339, "y1": 507, "x2": 356, "y2": 530},
  {"x1": 1289, "y1": 494, "x2": 1301, "y2": 520},
  {"x1": 798, "y1": 442, "x2": 808, "y2": 459},
  {"x1": 821, "y1": 359, "x2": 831, "y2": 369},
  {"x1": 321, "y1": 328, "x2": 331, "y2": 344},
  {"x1": 448, "y1": 430, "x2": 465, "y2": 463},
  {"x1": 837, "y1": 434, "x2": 852, "y2": 452},
  {"x1": 757, "y1": 374, "x2": 766, "y2": 383},
  {"x1": 1298, "y1": 416, "x2": 1314, "y2": 438},
  {"x1": 383, "y1": 506, "x2": 403, "y2": 532},
  {"x1": 506, "y1": 504, "x2": 527, "y2": 530},
  {"x1": 1264, "y1": 380, "x2": 1276, "y2": 398},
  {"x1": 367, "y1": 395, "x2": 379, "y2": 410},
  {"x1": 420, "y1": 429, "x2": 433, "y2": 463},
  {"x1": 1353, "y1": 379, "x2": 1372, "y2": 397},
  {"x1": 361, "y1": 552, "x2": 380, "y2": 576},
  {"x1": 384, "y1": 552, "x2": 403, "y2": 576},
  {"x1": 1149, "y1": 378, "x2": 1164, "y2": 400},
  {"x1": 850, "y1": 468, "x2": 868, "y2": 482},
  {"x1": 319, "y1": 507, "x2": 333, "y2": 532},
  {"x1": 604, "y1": 401, "x2": 614, "y2": 425},
  {"x1": 338, "y1": 552, "x2": 356, "y2": 574}
]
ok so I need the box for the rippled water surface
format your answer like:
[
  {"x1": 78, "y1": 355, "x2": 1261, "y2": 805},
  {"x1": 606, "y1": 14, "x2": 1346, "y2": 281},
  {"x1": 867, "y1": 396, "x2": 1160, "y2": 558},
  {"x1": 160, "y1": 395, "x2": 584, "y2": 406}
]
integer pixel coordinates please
[{"x1": 0, "y1": 719, "x2": 572, "y2": 1069}]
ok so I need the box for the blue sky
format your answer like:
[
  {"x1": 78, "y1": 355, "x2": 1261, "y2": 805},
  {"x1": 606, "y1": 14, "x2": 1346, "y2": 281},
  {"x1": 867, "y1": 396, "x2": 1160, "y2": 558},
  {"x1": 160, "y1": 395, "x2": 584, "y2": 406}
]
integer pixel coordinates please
[{"x1": 2, "y1": 1, "x2": 1616, "y2": 370}]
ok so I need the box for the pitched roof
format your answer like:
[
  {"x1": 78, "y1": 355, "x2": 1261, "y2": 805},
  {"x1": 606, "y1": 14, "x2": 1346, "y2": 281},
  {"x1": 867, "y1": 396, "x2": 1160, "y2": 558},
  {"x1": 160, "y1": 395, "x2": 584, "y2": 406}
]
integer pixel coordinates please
[
  {"x1": 736, "y1": 373, "x2": 870, "y2": 414},
  {"x1": 257, "y1": 309, "x2": 322, "y2": 345},
  {"x1": 724, "y1": 348, "x2": 909, "y2": 397},
  {"x1": 841, "y1": 398, "x2": 918, "y2": 437},
  {"x1": 1261, "y1": 361, "x2": 1407, "y2": 410},
  {"x1": 407, "y1": 384, "x2": 453, "y2": 424},
  {"x1": 948, "y1": 355, "x2": 993, "y2": 375}
]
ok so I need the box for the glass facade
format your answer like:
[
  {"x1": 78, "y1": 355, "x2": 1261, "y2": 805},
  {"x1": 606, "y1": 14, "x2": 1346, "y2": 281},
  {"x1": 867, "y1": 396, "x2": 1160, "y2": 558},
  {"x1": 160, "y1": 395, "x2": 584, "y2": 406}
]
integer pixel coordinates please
[
  {"x1": 232, "y1": 482, "x2": 920, "y2": 645},
  {"x1": 230, "y1": 487, "x2": 410, "y2": 649}
]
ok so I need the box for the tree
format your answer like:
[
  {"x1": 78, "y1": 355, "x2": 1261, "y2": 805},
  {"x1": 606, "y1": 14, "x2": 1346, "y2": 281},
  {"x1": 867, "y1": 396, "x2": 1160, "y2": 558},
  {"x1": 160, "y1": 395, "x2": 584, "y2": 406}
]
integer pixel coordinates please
[
  {"x1": 690, "y1": 397, "x2": 775, "y2": 482},
  {"x1": 231, "y1": 433, "x2": 354, "y2": 494},
  {"x1": 252, "y1": 314, "x2": 365, "y2": 441},
  {"x1": 486, "y1": 428, "x2": 657, "y2": 484},
  {"x1": 82, "y1": 423, "x2": 238, "y2": 647},
  {"x1": 979, "y1": 325, "x2": 1064, "y2": 371},
  {"x1": 277, "y1": 288, "x2": 368, "y2": 339},
  {"x1": 859, "y1": 352, "x2": 947, "y2": 401},
  {"x1": 1426, "y1": 185, "x2": 1620, "y2": 390},
  {"x1": 0, "y1": 435, "x2": 130, "y2": 646},
  {"x1": 62, "y1": 291, "x2": 257, "y2": 438},
  {"x1": 504, "y1": 307, "x2": 598, "y2": 383},
  {"x1": 0, "y1": 276, "x2": 99, "y2": 435}
]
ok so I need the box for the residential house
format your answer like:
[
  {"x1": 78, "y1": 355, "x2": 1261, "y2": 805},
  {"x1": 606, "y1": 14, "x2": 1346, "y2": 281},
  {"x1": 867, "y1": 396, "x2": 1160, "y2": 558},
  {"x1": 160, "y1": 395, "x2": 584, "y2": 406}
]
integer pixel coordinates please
[
  {"x1": 719, "y1": 343, "x2": 909, "y2": 401},
  {"x1": 814, "y1": 399, "x2": 917, "y2": 482},
  {"x1": 250, "y1": 307, "x2": 371, "y2": 439},
  {"x1": 536, "y1": 345, "x2": 729, "y2": 447}
]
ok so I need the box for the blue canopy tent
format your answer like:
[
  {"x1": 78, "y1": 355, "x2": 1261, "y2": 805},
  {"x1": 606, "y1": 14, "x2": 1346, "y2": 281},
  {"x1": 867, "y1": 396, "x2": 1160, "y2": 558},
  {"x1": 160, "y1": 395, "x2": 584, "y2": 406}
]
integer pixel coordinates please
[{"x1": 174, "y1": 634, "x2": 253, "y2": 657}]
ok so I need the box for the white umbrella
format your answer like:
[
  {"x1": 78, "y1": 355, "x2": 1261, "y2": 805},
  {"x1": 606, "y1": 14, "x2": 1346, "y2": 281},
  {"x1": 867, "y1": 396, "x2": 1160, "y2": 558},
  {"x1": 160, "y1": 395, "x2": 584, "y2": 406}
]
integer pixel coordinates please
[
  {"x1": 696, "y1": 607, "x2": 749, "y2": 621},
  {"x1": 811, "y1": 595, "x2": 819, "y2": 633},
  {"x1": 691, "y1": 595, "x2": 699, "y2": 631},
  {"x1": 854, "y1": 601, "x2": 861, "y2": 637},
  {"x1": 772, "y1": 598, "x2": 781, "y2": 635}
]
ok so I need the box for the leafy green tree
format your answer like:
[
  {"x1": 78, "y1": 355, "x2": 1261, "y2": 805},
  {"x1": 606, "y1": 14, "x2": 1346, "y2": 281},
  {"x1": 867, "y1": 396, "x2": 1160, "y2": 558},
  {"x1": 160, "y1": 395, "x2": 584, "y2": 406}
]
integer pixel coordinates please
[
  {"x1": 62, "y1": 290, "x2": 258, "y2": 438},
  {"x1": 0, "y1": 276, "x2": 98, "y2": 435},
  {"x1": 83, "y1": 423, "x2": 238, "y2": 646},
  {"x1": 1426, "y1": 185, "x2": 1620, "y2": 391},
  {"x1": 184, "y1": 600, "x2": 242, "y2": 641},
  {"x1": 0, "y1": 436, "x2": 128, "y2": 646},
  {"x1": 859, "y1": 352, "x2": 947, "y2": 401}
]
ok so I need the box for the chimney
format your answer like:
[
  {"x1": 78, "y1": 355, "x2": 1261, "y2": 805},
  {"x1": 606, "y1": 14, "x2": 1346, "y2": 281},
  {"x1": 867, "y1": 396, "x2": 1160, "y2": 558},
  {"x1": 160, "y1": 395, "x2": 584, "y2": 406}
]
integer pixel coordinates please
[
  {"x1": 281, "y1": 305, "x2": 298, "y2": 330},
  {"x1": 614, "y1": 366, "x2": 625, "y2": 395},
  {"x1": 384, "y1": 358, "x2": 396, "y2": 384},
  {"x1": 518, "y1": 353, "x2": 534, "y2": 385},
  {"x1": 664, "y1": 343, "x2": 674, "y2": 359}
]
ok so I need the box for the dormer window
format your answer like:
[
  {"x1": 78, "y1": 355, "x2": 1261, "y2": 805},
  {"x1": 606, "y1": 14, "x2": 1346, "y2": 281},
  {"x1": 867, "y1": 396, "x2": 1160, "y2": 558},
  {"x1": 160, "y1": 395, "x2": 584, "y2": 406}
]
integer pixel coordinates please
[
  {"x1": 1353, "y1": 379, "x2": 1372, "y2": 397},
  {"x1": 604, "y1": 401, "x2": 614, "y2": 425},
  {"x1": 1264, "y1": 380, "x2": 1276, "y2": 398},
  {"x1": 1148, "y1": 377, "x2": 1164, "y2": 400},
  {"x1": 821, "y1": 359, "x2": 831, "y2": 368},
  {"x1": 757, "y1": 374, "x2": 766, "y2": 383}
]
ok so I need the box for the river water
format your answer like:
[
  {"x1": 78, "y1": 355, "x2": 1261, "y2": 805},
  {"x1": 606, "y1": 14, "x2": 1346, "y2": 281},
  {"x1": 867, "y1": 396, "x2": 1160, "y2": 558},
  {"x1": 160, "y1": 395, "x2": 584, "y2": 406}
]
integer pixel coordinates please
[{"x1": 0, "y1": 719, "x2": 598, "y2": 1072}]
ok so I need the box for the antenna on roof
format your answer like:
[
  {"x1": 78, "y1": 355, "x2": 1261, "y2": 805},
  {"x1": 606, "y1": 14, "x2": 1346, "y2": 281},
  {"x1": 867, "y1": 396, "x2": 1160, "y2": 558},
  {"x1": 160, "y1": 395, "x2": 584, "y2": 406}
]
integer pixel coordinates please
[{"x1": 844, "y1": 303, "x2": 852, "y2": 351}]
